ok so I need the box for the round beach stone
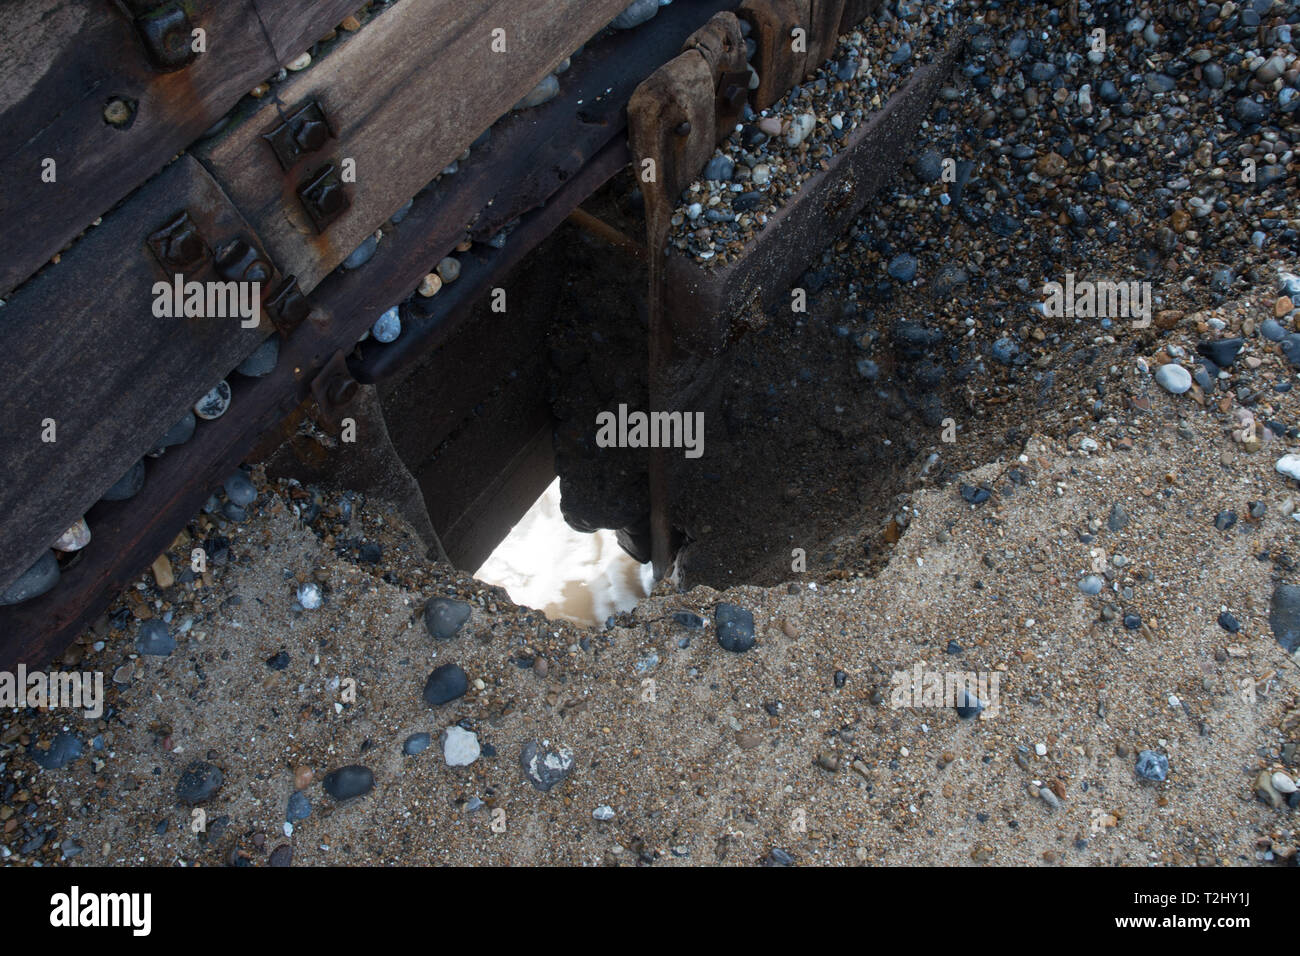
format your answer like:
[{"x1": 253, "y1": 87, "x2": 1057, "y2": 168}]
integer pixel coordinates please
[
  {"x1": 322, "y1": 764, "x2": 374, "y2": 801},
  {"x1": 102, "y1": 459, "x2": 146, "y2": 501},
  {"x1": 236, "y1": 336, "x2": 279, "y2": 377},
  {"x1": 715, "y1": 602, "x2": 756, "y2": 652},
  {"x1": 342, "y1": 235, "x2": 378, "y2": 270},
  {"x1": 520, "y1": 740, "x2": 574, "y2": 791},
  {"x1": 0, "y1": 551, "x2": 59, "y2": 606},
  {"x1": 223, "y1": 470, "x2": 257, "y2": 507},
  {"x1": 372, "y1": 307, "x2": 401, "y2": 343},
  {"x1": 1135, "y1": 750, "x2": 1168, "y2": 782},
  {"x1": 194, "y1": 381, "x2": 232, "y2": 420},
  {"x1": 1154, "y1": 363, "x2": 1191, "y2": 394},
  {"x1": 403, "y1": 732, "x2": 431, "y2": 756},
  {"x1": 52, "y1": 517, "x2": 91, "y2": 552},
  {"x1": 149, "y1": 413, "x2": 196, "y2": 456},
  {"x1": 423, "y1": 663, "x2": 468, "y2": 706},
  {"x1": 176, "y1": 761, "x2": 224, "y2": 803},
  {"x1": 442, "y1": 726, "x2": 481, "y2": 766},
  {"x1": 29, "y1": 733, "x2": 82, "y2": 770},
  {"x1": 436, "y1": 257, "x2": 461, "y2": 283},
  {"x1": 610, "y1": 0, "x2": 658, "y2": 29},
  {"x1": 136, "y1": 619, "x2": 175, "y2": 656},
  {"x1": 424, "y1": 597, "x2": 471, "y2": 639}
]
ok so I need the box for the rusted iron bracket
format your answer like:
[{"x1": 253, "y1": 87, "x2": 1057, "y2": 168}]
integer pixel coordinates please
[{"x1": 310, "y1": 350, "x2": 360, "y2": 429}]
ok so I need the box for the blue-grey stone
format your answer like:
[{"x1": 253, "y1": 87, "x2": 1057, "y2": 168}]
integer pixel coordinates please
[
  {"x1": 193, "y1": 381, "x2": 231, "y2": 420},
  {"x1": 703, "y1": 155, "x2": 735, "y2": 181},
  {"x1": 1196, "y1": 338, "x2": 1243, "y2": 368},
  {"x1": 424, "y1": 598, "x2": 471, "y2": 639},
  {"x1": 715, "y1": 603, "x2": 755, "y2": 652},
  {"x1": 889, "y1": 42, "x2": 912, "y2": 65},
  {"x1": 991, "y1": 337, "x2": 1018, "y2": 365},
  {"x1": 519, "y1": 740, "x2": 575, "y2": 791},
  {"x1": 1270, "y1": 584, "x2": 1300, "y2": 654},
  {"x1": 222, "y1": 502, "x2": 247, "y2": 522},
  {"x1": 610, "y1": 0, "x2": 658, "y2": 29},
  {"x1": 1155, "y1": 363, "x2": 1192, "y2": 394},
  {"x1": 177, "y1": 761, "x2": 224, "y2": 803},
  {"x1": 855, "y1": 358, "x2": 879, "y2": 381},
  {"x1": 236, "y1": 335, "x2": 279, "y2": 377},
  {"x1": 390, "y1": 199, "x2": 414, "y2": 224},
  {"x1": 1078, "y1": 575, "x2": 1104, "y2": 596},
  {"x1": 29, "y1": 733, "x2": 82, "y2": 770},
  {"x1": 954, "y1": 687, "x2": 984, "y2": 719},
  {"x1": 150, "y1": 412, "x2": 196, "y2": 456},
  {"x1": 403, "y1": 732, "x2": 432, "y2": 756},
  {"x1": 1135, "y1": 750, "x2": 1168, "y2": 782},
  {"x1": 286, "y1": 791, "x2": 311, "y2": 821},
  {"x1": 102, "y1": 459, "x2": 146, "y2": 501},
  {"x1": 514, "y1": 74, "x2": 560, "y2": 109},
  {"x1": 342, "y1": 235, "x2": 378, "y2": 270},
  {"x1": 423, "y1": 663, "x2": 468, "y2": 706},
  {"x1": 372, "y1": 307, "x2": 401, "y2": 343},
  {"x1": 1202, "y1": 62, "x2": 1224, "y2": 89},
  {"x1": 914, "y1": 150, "x2": 943, "y2": 183},
  {"x1": 887, "y1": 253, "x2": 917, "y2": 282},
  {"x1": 323, "y1": 765, "x2": 374, "y2": 801},
  {"x1": 672, "y1": 611, "x2": 704, "y2": 628},
  {"x1": 136, "y1": 619, "x2": 175, "y2": 656},
  {"x1": 223, "y1": 470, "x2": 257, "y2": 507},
  {"x1": 1264, "y1": 318, "x2": 1289, "y2": 341},
  {"x1": 1235, "y1": 97, "x2": 1269, "y2": 124},
  {"x1": 0, "y1": 551, "x2": 59, "y2": 606}
]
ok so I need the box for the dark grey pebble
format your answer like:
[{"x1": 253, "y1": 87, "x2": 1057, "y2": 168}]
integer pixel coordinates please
[
  {"x1": 0, "y1": 551, "x2": 60, "y2": 606},
  {"x1": 673, "y1": 611, "x2": 704, "y2": 628},
  {"x1": 1270, "y1": 583, "x2": 1300, "y2": 653},
  {"x1": 423, "y1": 663, "x2": 468, "y2": 706},
  {"x1": 1108, "y1": 502, "x2": 1129, "y2": 532},
  {"x1": 322, "y1": 765, "x2": 374, "y2": 801},
  {"x1": 887, "y1": 253, "x2": 918, "y2": 282},
  {"x1": 1197, "y1": 338, "x2": 1244, "y2": 368},
  {"x1": 29, "y1": 733, "x2": 82, "y2": 770},
  {"x1": 519, "y1": 740, "x2": 575, "y2": 791},
  {"x1": 136, "y1": 619, "x2": 176, "y2": 656},
  {"x1": 149, "y1": 413, "x2": 196, "y2": 456},
  {"x1": 1235, "y1": 97, "x2": 1269, "y2": 124},
  {"x1": 960, "y1": 483, "x2": 991, "y2": 505},
  {"x1": 265, "y1": 650, "x2": 289, "y2": 670},
  {"x1": 177, "y1": 761, "x2": 224, "y2": 804},
  {"x1": 715, "y1": 603, "x2": 755, "y2": 652},
  {"x1": 223, "y1": 471, "x2": 257, "y2": 507},
  {"x1": 286, "y1": 791, "x2": 311, "y2": 821},
  {"x1": 703, "y1": 155, "x2": 735, "y2": 181},
  {"x1": 1218, "y1": 611, "x2": 1241, "y2": 633},
  {"x1": 1214, "y1": 510, "x2": 1237, "y2": 531},
  {"x1": 268, "y1": 844, "x2": 293, "y2": 867},
  {"x1": 767, "y1": 848, "x2": 794, "y2": 866},
  {"x1": 342, "y1": 235, "x2": 378, "y2": 270},
  {"x1": 403, "y1": 732, "x2": 432, "y2": 756},
  {"x1": 1123, "y1": 613, "x2": 1142, "y2": 629},
  {"x1": 389, "y1": 199, "x2": 414, "y2": 225},
  {"x1": 424, "y1": 598, "x2": 471, "y2": 640},
  {"x1": 102, "y1": 460, "x2": 146, "y2": 501},
  {"x1": 236, "y1": 336, "x2": 279, "y2": 377},
  {"x1": 1264, "y1": 319, "x2": 1290, "y2": 342},
  {"x1": 1135, "y1": 750, "x2": 1168, "y2": 782},
  {"x1": 955, "y1": 688, "x2": 984, "y2": 719},
  {"x1": 991, "y1": 337, "x2": 1018, "y2": 365}
]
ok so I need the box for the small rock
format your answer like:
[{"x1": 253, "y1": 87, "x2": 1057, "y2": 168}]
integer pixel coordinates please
[
  {"x1": 236, "y1": 336, "x2": 279, "y2": 377},
  {"x1": 887, "y1": 253, "x2": 918, "y2": 282},
  {"x1": 715, "y1": 603, "x2": 755, "y2": 652},
  {"x1": 443, "y1": 726, "x2": 481, "y2": 766},
  {"x1": 514, "y1": 74, "x2": 560, "y2": 109},
  {"x1": 593, "y1": 805, "x2": 615, "y2": 821},
  {"x1": 322, "y1": 765, "x2": 374, "y2": 801},
  {"x1": 102, "y1": 460, "x2": 146, "y2": 501},
  {"x1": 223, "y1": 471, "x2": 257, "y2": 507},
  {"x1": 136, "y1": 619, "x2": 175, "y2": 656},
  {"x1": 177, "y1": 761, "x2": 224, "y2": 803},
  {"x1": 1272, "y1": 771, "x2": 1298, "y2": 795},
  {"x1": 372, "y1": 307, "x2": 401, "y2": 343},
  {"x1": 286, "y1": 791, "x2": 311, "y2": 821},
  {"x1": 0, "y1": 551, "x2": 59, "y2": 606},
  {"x1": 1135, "y1": 750, "x2": 1168, "y2": 782},
  {"x1": 610, "y1": 0, "x2": 658, "y2": 29},
  {"x1": 29, "y1": 733, "x2": 82, "y2": 770},
  {"x1": 1276, "y1": 454, "x2": 1300, "y2": 481},
  {"x1": 296, "y1": 582, "x2": 322, "y2": 610},
  {"x1": 403, "y1": 732, "x2": 431, "y2": 756},
  {"x1": 424, "y1": 598, "x2": 471, "y2": 639},
  {"x1": 520, "y1": 740, "x2": 574, "y2": 791},
  {"x1": 52, "y1": 518, "x2": 91, "y2": 552},
  {"x1": 1197, "y1": 338, "x2": 1244, "y2": 368},
  {"x1": 193, "y1": 381, "x2": 232, "y2": 420},
  {"x1": 423, "y1": 663, "x2": 468, "y2": 706},
  {"x1": 1079, "y1": 575, "x2": 1105, "y2": 596},
  {"x1": 1155, "y1": 363, "x2": 1192, "y2": 395},
  {"x1": 1270, "y1": 583, "x2": 1300, "y2": 653}
]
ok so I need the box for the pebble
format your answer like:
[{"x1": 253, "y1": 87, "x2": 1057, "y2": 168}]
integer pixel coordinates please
[
  {"x1": 150, "y1": 413, "x2": 196, "y2": 455},
  {"x1": 223, "y1": 471, "x2": 257, "y2": 507},
  {"x1": 403, "y1": 732, "x2": 431, "y2": 756},
  {"x1": 1276, "y1": 455, "x2": 1300, "y2": 481},
  {"x1": 1197, "y1": 338, "x2": 1244, "y2": 368},
  {"x1": 322, "y1": 765, "x2": 374, "y2": 801},
  {"x1": 193, "y1": 381, "x2": 232, "y2": 420},
  {"x1": 136, "y1": 619, "x2": 175, "y2": 656},
  {"x1": 372, "y1": 307, "x2": 401, "y2": 343},
  {"x1": 1270, "y1": 583, "x2": 1300, "y2": 654},
  {"x1": 52, "y1": 518, "x2": 91, "y2": 552},
  {"x1": 443, "y1": 726, "x2": 481, "y2": 766},
  {"x1": 785, "y1": 113, "x2": 816, "y2": 147},
  {"x1": 515, "y1": 74, "x2": 559, "y2": 110},
  {"x1": 673, "y1": 611, "x2": 704, "y2": 628},
  {"x1": 29, "y1": 733, "x2": 82, "y2": 770},
  {"x1": 342, "y1": 235, "x2": 378, "y2": 270},
  {"x1": 954, "y1": 688, "x2": 983, "y2": 719},
  {"x1": 610, "y1": 0, "x2": 658, "y2": 29},
  {"x1": 520, "y1": 741, "x2": 574, "y2": 791},
  {"x1": 1135, "y1": 750, "x2": 1168, "y2": 782},
  {"x1": 1218, "y1": 611, "x2": 1241, "y2": 633},
  {"x1": 1214, "y1": 510, "x2": 1237, "y2": 531},
  {"x1": 1078, "y1": 575, "x2": 1104, "y2": 596},
  {"x1": 715, "y1": 603, "x2": 756, "y2": 652},
  {"x1": 102, "y1": 460, "x2": 146, "y2": 501},
  {"x1": 0, "y1": 551, "x2": 59, "y2": 606},
  {"x1": 236, "y1": 336, "x2": 278, "y2": 377},
  {"x1": 887, "y1": 253, "x2": 918, "y2": 282},
  {"x1": 423, "y1": 663, "x2": 468, "y2": 706},
  {"x1": 296, "y1": 582, "x2": 322, "y2": 610},
  {"x1": 435, "y1": 258, "x2": 461, "y2": 285},
  {"x1": 704, "y1": 155, "x2": 735, "y2": 181},
  {"x1": 424, "y1": 597, "x2": 471, "y2": 639},
  {"x1": 286, "y1": 52, "x2": 311, "y2": 72},
  {"x1": 286, "y1": 791, "x2": 311, "y2": 821},
  {"x1": 1155, "y1": 363, "x2": 1192, "y2": 395},
  {"x1": 1273, "y1": 771, "x2": 1298, "y2": 795},
  {"x1": 593, "y1": 805, "x2": 615, "y2": 821},
  {"x1": 176, "y1": 761, "x2": 224, "y2": 803}
]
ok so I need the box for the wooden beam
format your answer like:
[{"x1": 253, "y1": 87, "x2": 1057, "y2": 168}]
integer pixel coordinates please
[{"x1": 0, "y1": 0, "x2": 359, "y2": 297}]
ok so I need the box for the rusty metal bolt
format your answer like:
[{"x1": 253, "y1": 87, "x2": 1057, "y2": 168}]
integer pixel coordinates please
[
  {"x1": 293, "y1": 118, "x2": 329, "y2": 154},
  {"x1": 297, "y1": 165, "x2": 349, "y2": 232},
  {"x1": 148, "y1": 211, "x2": 208, "y2": 273},
  {"x1": 214, "y1": 238, "x2": 271, "y2": 284},
  {"x1": 134, "y1": 2, "x2": 199, "y2": 72}
]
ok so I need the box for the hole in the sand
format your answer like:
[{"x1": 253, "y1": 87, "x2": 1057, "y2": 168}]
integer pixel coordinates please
[{"x1": 474, "y1": 477, "x2": 653, "y2": 627}]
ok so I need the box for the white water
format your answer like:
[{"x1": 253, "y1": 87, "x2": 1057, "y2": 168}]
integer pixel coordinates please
[{"x1": 474, "y1": 478, "x2": 653, "y2": 626}]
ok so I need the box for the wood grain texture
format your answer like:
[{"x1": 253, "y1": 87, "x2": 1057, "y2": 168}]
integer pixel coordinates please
[
  {"x1": 0, "y1": 155, "x2": 275, "y2": 596},
  {"x1": 0, "y1": 0, "x2": 358, "y2": 297},
  {"x1": 197, "y1": 0, "x2": 633, "y2": 296}
]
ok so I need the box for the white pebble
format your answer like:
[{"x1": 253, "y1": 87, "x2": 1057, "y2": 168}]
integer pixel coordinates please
[
  {"x1": 1277, "y1": 454, "x2": 1300, "y2": 481},
  {"x1": 1034, "y1": 743, "x2": 1047, "y2": 757},
  {"x1": 1155, "y1": 363, "x2": 1192, "y2": 395},
  {"x1": 1272, "y1": 771, "x2": 1297, "y2": 794},
  {"x1": 443, "y1": 726, "x2": 481, "y2": 766}
]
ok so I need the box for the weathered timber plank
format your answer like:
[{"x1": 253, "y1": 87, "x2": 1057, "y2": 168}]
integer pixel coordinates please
[
  {"x1": 663, "y1": 35, "x2": 963, "y2": 355},
  {"x1": 0, "y1": 155, "x2": 276, "y2": 595},
  {"x1": 0, "y1": 0, "x2": 359, "y2": 297},
  {"x1": 197, "y1": 0, "x2": 633, "y2": 296}
]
